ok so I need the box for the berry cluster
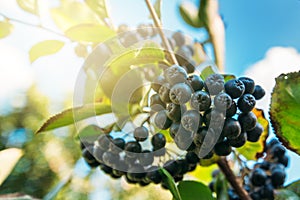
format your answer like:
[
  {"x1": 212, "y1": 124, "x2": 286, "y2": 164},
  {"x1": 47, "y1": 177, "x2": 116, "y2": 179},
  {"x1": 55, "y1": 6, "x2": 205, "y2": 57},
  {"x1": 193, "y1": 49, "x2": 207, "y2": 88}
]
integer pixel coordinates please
[
  {"x1": 80, "y1": 127, "x2": 199, "y2": 186},
  {"x1": 151, "y1": 64, "x2": 266, "y2": 158},
  {"x1": 209, "y1": 139, "x2": 289, "y2": 200},
  {"x1": 247, "y1": 139, "x2": 289, "y2": 200}
]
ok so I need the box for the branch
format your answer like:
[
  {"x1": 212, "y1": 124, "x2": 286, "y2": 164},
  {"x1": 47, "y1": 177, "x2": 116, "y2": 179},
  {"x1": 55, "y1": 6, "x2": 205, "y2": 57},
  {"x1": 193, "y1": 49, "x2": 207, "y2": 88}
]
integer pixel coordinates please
[
  {"x1": 0, "y1": 13, "x2": 71, "y2": 41},
  {"x1": 144, "y1": 0, "x2": 178, "y2": 65},
  {"x1": 217, "y1": 157, "x2": 252, "y2": 200},
  {"x1": 200, "y1": 0, "x2": 225, "y2": 72}
]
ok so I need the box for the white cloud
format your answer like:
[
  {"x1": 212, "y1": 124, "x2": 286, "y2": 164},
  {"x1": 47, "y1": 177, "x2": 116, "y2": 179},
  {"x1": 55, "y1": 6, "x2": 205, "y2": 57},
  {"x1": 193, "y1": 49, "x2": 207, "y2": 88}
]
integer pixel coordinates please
[
  {"x1": 0, "y1": 41, "x2": 34, "y2": 103},
  {"x1": 245, "y1": 47, "x2": 300, "y2": 184},
  {"x1": 244, "y1": 47, "x2": 300, "y2": 111}
]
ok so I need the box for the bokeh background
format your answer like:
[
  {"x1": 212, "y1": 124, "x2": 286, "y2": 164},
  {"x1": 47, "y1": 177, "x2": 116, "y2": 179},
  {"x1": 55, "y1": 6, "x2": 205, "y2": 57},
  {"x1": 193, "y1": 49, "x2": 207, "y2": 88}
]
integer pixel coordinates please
[{"x1": 0, "y1": 0, "x2": 300, "y2": 199}]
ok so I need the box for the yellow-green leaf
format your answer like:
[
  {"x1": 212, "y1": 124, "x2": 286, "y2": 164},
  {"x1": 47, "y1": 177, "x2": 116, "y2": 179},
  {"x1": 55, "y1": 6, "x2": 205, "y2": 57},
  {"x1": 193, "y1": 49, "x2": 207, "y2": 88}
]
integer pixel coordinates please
[
  {"x1": 16, "y1": 0, "x2": 37, "y2": 15},
  {"x1": 237, "y1": 108, "x2": 269, "y2": 160},
  {"x1": 270, "y1": 71, "x2": 300, "y2": 155},
  {"x1": 50, "y1": 1, "x2": 102, "y2": 31},
  {"x1": 188, "y1": 164, "x2": 218, "y2": 185},
  {"x1": 108, "y1": 42, "x2": 165, "y2": 75},
  {"x1": 0, "y1": 21, "x2": 13, "y2": 39},
  {"x1": 29, "y1": 40, "x2": 64, "y2": 63},
  {"x1": 0, "y1": 148, "x2": 23, "y2": 185},
  {"x1": 154, "y1": 0, "x2": 162, "y2": 20},
  {"x1": 36, "y1": 103, "x2": 112, "y2": 133},
  {"x1": 65, "y1": 24, "x2": 115, "y2": 43},
  {"x1": 85, "y1": 0, "x2": 109, "y2": 21}
]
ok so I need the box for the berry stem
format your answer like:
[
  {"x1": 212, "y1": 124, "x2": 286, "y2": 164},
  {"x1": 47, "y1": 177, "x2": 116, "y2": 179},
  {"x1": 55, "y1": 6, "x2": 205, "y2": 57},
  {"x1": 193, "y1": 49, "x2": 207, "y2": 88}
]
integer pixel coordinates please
[
  {"x1": 0, "y1": 12, "x2": 71, "y2": 41},
  {"x1": 144, "y1": 0, "x2": 178, "y2": 65},
  {"x1": 217, "y1": 157, "x2": 252, "y2": 200}
]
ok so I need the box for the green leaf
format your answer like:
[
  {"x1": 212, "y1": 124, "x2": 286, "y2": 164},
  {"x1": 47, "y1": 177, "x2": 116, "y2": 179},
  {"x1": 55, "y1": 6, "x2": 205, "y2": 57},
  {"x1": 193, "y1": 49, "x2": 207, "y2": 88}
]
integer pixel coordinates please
[
  {"x1": 0, "y1": 21, "x2": 13, "y2": 39},
  {"x1": 108, "y1": 42, "x2": 165, "y2": 75},
  {"x1": 179, "y1": 1, "x2": 204, "y2": 28},
  {"x1": 286, "y1": 180, "x2": 300, "y2": 196},
  {"x1": 199, "y1": 65, "x2": 218, "y2": 80},
  {"x1": 154, "y1": 0, "x2": 162, "y2": 20},
  {"x1": 0, "y1": 148, "x2": 23, "y2": 185},
  {"x1": 85, "y1": 0, "x2": 109, "y2": 21},
  {"x1": 43, "y1": 174, "x2": 72, "y2": 200},
  {"x1": 159, "y1": 168, "x2": 182, "y2": 200},
  {"x1": 237, "y1": 108, "x2": 269, "y2": 160},
  {"x1": 29, "y1": 40, "x2": 64, "y2": 63},
  {"x1": 177, "y1": 181, "x2": 213, "y2": 200},
  {"x1": 65, "y1": 23, "x2": 115, "y2": 43},
  {"x1": 76, "y1": 124, "x2": 104, "y2": 142},
  {"x1": 275, "y1": 189, "x2": 300, "y2": 200},
  {"x1": 215, "y1": 173, "x2": 229, "y2": 200},
  {"x1": 223, "y1": 74, "x2": 236, "y2": 82},
  {"x1": 270, "y1": 71, "x2": 300, "y2": 155},
  {"x1": 16, "y1": 0, "x2": 38, "y2": 15},
  {"x1": 36, "y1": 103, "x2": 112, "y2": 133},
  {"x1": 50, "y1": 1, "x2": 102, "y2": 31}
]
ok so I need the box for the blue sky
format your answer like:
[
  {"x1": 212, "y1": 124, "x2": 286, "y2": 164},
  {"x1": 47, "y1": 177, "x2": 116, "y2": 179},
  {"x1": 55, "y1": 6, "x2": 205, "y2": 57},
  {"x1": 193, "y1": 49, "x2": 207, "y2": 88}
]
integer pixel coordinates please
[{"x1": 111, "y1": 0, "x2": 300, "y2": 75}]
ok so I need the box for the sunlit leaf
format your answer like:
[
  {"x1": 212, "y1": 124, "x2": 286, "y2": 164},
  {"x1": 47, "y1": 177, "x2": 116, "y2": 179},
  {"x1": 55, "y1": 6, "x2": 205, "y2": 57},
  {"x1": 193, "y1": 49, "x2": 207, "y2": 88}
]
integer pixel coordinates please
[
  {"x1": 199, "y1": 65, "x2": 218, "y2": 80},
  {"x1": 65, "y1": 23, "x2": 115, "y2": 43},
  {"x1": 237, "y1": 108, "x2": 269, "y2": 160},
  {"x1": 85, "y1": 0, "x2": 109, "y2": 21},
  {"x1": 76, "y1": 124, "x2": 105, "y2": 142},
  {"x1": 29, "y1": 40, "x2": 64, "y2": 63},
  {"x1": 0, "y1": 21, "x2": 13, "y2": 39},
  {"x1": 188, "y1": 164, "x2": 218, "y2": 185},
  {"x1": 199, "y1": 154, "x2": 220, "y2": 166},
  {"x1": 159, "y1": 168, "x2": 182, "y2": 200},
  {"x1": 36, "y1": 103, "x2": 112, "y2": 133},
  {"x1": 270, "y1": 71, "x2": 300, "y2": 155},
  {"x1": 16, "y1": 0, "x2": 37, "y2": 15},
  {"x1": 50, "y1": 1, "x2": 102, "y2": 31},
  {"x1": 0, "y1": 148, "x2": 23, "y2": 185},
  {"x1": 108, "y1": 42, "x2": 165, "y2": 75},
  {"x1": 179, "y1": 1, "x2": 204, "y2": 28},
  {"x1": 275, "y1": 189, "x2": 300, "y2": 200},
  {"x1": 286, "y1": 180, "x2": 300, "y2": 196},
  {"x1": 177, "y1": 181, "x2": 213, "y2": 200}
]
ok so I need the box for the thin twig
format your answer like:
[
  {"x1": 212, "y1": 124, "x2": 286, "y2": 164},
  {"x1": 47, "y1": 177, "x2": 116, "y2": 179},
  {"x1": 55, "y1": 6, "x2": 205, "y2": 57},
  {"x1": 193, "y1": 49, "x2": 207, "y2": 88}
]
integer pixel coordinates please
[
  {"x1": 0, "y1": 13, "x2": 71, "y2": 40},
  {"x1": 144, "y1": 0, "x2": 178, "y2": 65},
  {"x1": 217, "y1": 157, "x2": 252, "y2": 200}
]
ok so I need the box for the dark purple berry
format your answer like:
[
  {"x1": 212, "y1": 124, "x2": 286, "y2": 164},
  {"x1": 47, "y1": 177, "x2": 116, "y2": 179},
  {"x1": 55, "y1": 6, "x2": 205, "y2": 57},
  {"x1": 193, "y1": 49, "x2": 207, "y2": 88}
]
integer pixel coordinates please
[
  {"x1": 150, "y1": 94, "x2": 166, "y2": 112},
  {"x1": 169, "y1": 83, "x2": 192, "y2": 105},
  {"x1": 238, "y1": 112, "x2": 257, "y2": 131},
  {"x1": 214, "y1": 92, "x2": 232, "y2": 111},
  {"x1": 222, "y1": 118, "x2": 241, "y2": 139},
  {"x1": 151, "y1": 133, "x2": 166, "y2": 150},
  {"x1": 226, "y1": 101, "x2": 237, "y2": 118},
  {"x1": 164, "y1": 65, "x2": 188, "y2": 85},
  {"x1": 214, "y1": 140, "x2": 232, "y2": 156},
  {"x1": 204, "y1": 74, "x2": 225, "y2": 95},
  {"x1": 159, "y1": 83, "x2": 171, "y2": 103},
  {"x1": 190, "y1": 91, "x2": 211, "y2": 111},
  {"x1": 134, "y1": 126, "x2": 149, "y2": 142},
  {"x1": 250, "y1": 168, "x2": 267, "y2": 186},
  {"x1": 186, "y1": 74, "x2": 204, "y2": 91},
  {"x1": 237, "y1": 94, "x2": 256, "y2": 113},
  {"x1": 224, "y1": 79, "x2": 245, "y2": 98},
  {"x1": 247, "y1": 123, "x2": 263, "y2": 142},
  {"x1": 228, "y1": 132, "x2": 247, "y2": 148},
  {"x1": 238, "y1": 77, "x2": 255, "y2": 94},
  {"x1": 181, "y1": 110, "x2": 202, "y2": 132},
  {"x1": 252, "y1": 85, "x2": 265, "y2": 100},
  {"x1": 154, "y1": 110, "x2": 172, "y2": 130}
]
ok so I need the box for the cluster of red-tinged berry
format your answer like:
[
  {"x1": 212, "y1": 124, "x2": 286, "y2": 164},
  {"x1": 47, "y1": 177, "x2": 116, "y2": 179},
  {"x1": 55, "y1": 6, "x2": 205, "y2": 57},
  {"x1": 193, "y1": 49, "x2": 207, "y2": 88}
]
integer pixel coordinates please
[{"x1": 209, "y1": 139, "x2": 289, "y2": 200}]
